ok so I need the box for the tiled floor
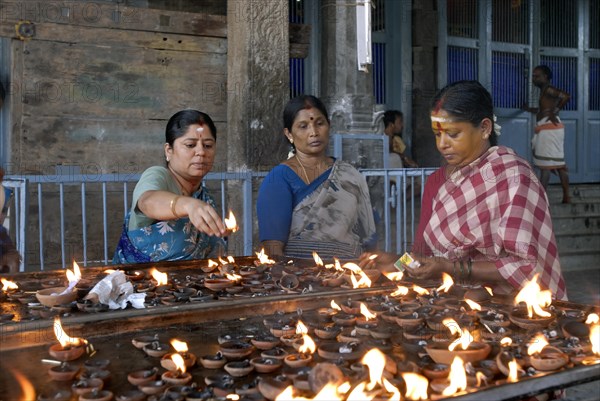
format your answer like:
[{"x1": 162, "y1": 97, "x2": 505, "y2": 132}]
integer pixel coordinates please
[{"x1": 560, "y1": 269, "x2": 600, "y2": 401}]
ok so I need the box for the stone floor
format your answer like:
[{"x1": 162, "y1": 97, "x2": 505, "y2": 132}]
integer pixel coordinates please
[{"x1": 560, "y1": 268, "x2": 600, "y2": 401}]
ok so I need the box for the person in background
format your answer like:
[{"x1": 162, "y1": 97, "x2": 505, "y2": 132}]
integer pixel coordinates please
[
  {"x1": 257, "y1": 95, "x2": 376, "y2": 260},
  {"x1": 113, "y1": 110, "x2": 228, "y2": 264},
  {"x1": 361, "y1": 80, "x2": 567, "y2": 301},
  {"x1": 383, "y1": 110, "x2": 419, "y2": 168},
  {"x1": 0, "y1": 168, "x2": 21, "y2": 273},
  {"x1": 522, "y1": 65, "x2": 571, "y2": 203}
]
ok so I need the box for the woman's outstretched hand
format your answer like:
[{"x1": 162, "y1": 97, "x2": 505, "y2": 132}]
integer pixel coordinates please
[
  {"x1": 358, "y1": 251, "x2": 399, "y2": 273},
  {"x1": 402, "y1": 255, "x2": 451, "y2": 281},
  {"x1": 185, "y1": 199, "x2": 228, "y2": 237}
]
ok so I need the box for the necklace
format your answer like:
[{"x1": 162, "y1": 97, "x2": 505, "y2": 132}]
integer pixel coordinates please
[{"x1": 295, "y1": 157, "x2": 311, "y2": 183}]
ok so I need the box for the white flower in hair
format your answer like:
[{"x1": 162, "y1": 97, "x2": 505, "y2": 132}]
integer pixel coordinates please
[{"x1": 493, "y1": 114, "x2": 502, "y2": 136}]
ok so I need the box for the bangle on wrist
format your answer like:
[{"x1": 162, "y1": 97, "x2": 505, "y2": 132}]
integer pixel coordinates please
[{"x1": 170, "y1": 195, "x2": 181, "y2": 219}]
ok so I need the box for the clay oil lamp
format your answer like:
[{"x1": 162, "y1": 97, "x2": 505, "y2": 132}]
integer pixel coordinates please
[
  {"x1": 48, "y1": 361, "x2": 79, "y2": 381},
  {"x1": 250, "y1": 356, "x2": 283, "y2": 373},
  {"x1": 254, "y1": 247, "x2": 276, "y2": 272},
  {"x1": 72, "y1": 378, "x2": 104, "y2": 396},
  {"x1": 143, "y1": 339, "x2": 171, "y2": 358},
  {"x1": 510, "y1": 273, "x2": 555, "y2": 330},
  {"x1": 132, "y1": 333, "x2": 161, "y2": 349},
  {"x1": 257, "y1": 375, "x2": 293, "y2": 400},
  {"x1": 463, "y1": 285, "x2": 493, "y2": 304},
  {"x1": 342, "y1": 262, "x2": 374, "y2": 289},
  {"x1": 149, "y1": 267, "x2": 171, "y2": 293},
  {"x1": 161, "y1": 339, "x2": 196, "y2": 371},
  {"x1": 138, "y1": 380, "x2": 168, "y2": 396},
  {"x1": 526, "y1": 332, "x2": 569, "y2": 371},
  {"x1": 314, "y1": 322, "x2": 341, "y2": 340},
  {"x1": 389, "y1": 284, "x2": 411, "y2": 302},
  {"x1": 284, "y1": 333, "x2": 315, "y2": 367},
  {"x1": 341, "y1": 348, "x2": 401, "y2": 400},
  {"x1": 218, "y1": 255, "x2": 238, "y2": 275},
  {"x1": 338, "y1": 327, "x2": 361, "y2": 343},
  {"x1": 480, "y1": 324, "x2": 512, "y2": 342},
  {"x1": 278, "y1": 273, "x2": 300, "y2": 293},
  {"x1": 224, "y1": 359, "x2": 255, "y2": 377},
  {"x1": 49, "y1": 316, "x2": 87, "y2": 361},
  {"x1": 395, "y1": 310, "x2": 424, "y2": 331},
  {"x1": 425, "y1": 319, "x2": 491, "y2": 365},
  {"x1": 171, "y1": 287, "x2": 197, "y2": 302},
  {"x1": 332, "y1": 308, "x2": 357, "y2": 327},
  {"x1": 36, "y1": 263, "x2": 82, "y2": 307},
  {"x1": 199, "y1": 351, "x2": 227, "y2": 369},
  {"x1": 219, "y1": 340, "x2": 255, "y2": 360},
  {"x1": 204, "y1": 275, "x2": 235, "y2": 292},
  {"x1": 355, "y1": 302, "x2": 378, "y2": 336},
  {"x1": 261, "y1": 346, "x2": 289, "y2": 361},
  {"x1": 77, "y1": 368, "x2": 111, "y2": 385},
  {"x1": 162, "y1": 353, "x2": 192, "y2": 385},
  {"x1": 317, "y1": 341, "x2": 365, "y2": 361},
  {"x1": 127, "y1": 367, "x2": 158, "y2": 386},
  {"x1": 115, "y1": 390, "x2": 147, "y2": 401},
  {"x1": 272, "y1": 320, "x2": 298, "y2": 340},
  {"x1": 37, "y1": 390, "x2": 72, "y2": 401},
  {"x1": 125, "y1": 269, "x2": 146, "y2": 282},
  {"x1": 251, "y1": 333, "x2": 280, "y2": 350}
]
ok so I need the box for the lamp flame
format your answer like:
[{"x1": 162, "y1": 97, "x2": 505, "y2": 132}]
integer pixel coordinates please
[
  {"x1": 475, "y1": 371, "x2": 487, "y2": 387},
  {"x1": 224, "y1": 210, "x2": 238, "y2": 232},
  {"x1": 296, "y1": 320, "x2": 308, "y2": 335},
  {"x1": 383, "y1": 271, "x2": 404, "y2": 281},
  {"x1": 507, "y1": 359, "x2": 520, "y2": 383},
  {"x1": 330, "y1": 300, "x2": 341, "y2": 310},
  {"x1": 1, "y1": 278, "x2": 18, "y2": 291},
  {"x1": 313, "y1": 252, "x2": 324, "y2": 267},
  {"x1": 53, "y1": 317, "x2": 84, "y2": 348},
  {"x1": 104, "y1": 269, "x2": 116, "y2": 274},
  {"x1": 346, "y1": 382, "x2": 369, "y2": 401},
  {"x1": 207, "y1": 259, "x2": 219, "y2": 268},
  {"x1": 170, "y1": 339, "x2": 188, "y2": 353},
  {"x1": 171, "y1": 352, "x2": 186, "y2": 373},
  {"x1": 361, "y1": 348, "x2": 386, "y2": 391},
  {"x1": 149, "y1": 268, "x2": 168, "y2": 286},
  {"x1": 412, "y1": 285, "x2": 429, "y2": 296},
  {"x1": 449, "y1": 328, "x2": 473, "y2": 352},
  {"x1": 390, "y1": 285, "x2": 409, "y2": 297},
  {"x1": 13, "y1": 369, "x2": 35, "y2": 401},
  {"x1": 514, "y1": 273, "x2": 552, "y2": 318},
  {"x1": 342, "y1": 262, "x2": 362, "y2": 274},
  {"x1": 586, "y1": 313, "x2": 599, "y2": 325},
  {"x1": 464, "y1": 298, "x2": 482, "y2": 311},
  {"x1": 590, "y1": 324, "x2": 599, "y2": 356},
  {"x1": 298, "y1": 333, "x2": 316, "y2": 354},
  {"x1": 226, "y1": 395, "x2": 240, "y2": 401},
  {"x1": 382, "y1": 378, "x2": 401, "y2": 401},
  {"x1": 500, "y1": 337, "x2": 513, "y2": 347},
  {"x1": 255, "y1": 248, "x2": 275, "y2": 264},
  {"x1": 276, "y1": 383, "x2": 344, "y2": 401},
  {"x1": 360, "y1": 303, "x2": 377, "y2": 321},
  {"x1": 227, "y1": 256, "x2": 235, "y2": 264},
  {"x1": 334, "y1": 258, "x2": 344, "y2": 271},
  {"x1": 225, "y1": 273, "x2": 242, "y2": 282},
  {"x1": 442, "y1": 356, "x2": 467, "y2": 396},
  {"x1": 484, "y1": 286, "x2": 494, "y2": 296},
  {"x1": 401, "y1": 373, "x2": 429, "y2": 400},
  {"x1": 436, "y1": 272, "x2": 454, "y2": 293},
  {"x1": 527, "y1": 333, "x2": 549, "y2": 355}
]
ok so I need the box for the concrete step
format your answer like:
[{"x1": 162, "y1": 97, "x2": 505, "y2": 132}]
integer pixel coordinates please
[
  {"x1": 559, "y1": 252, "x2": 600, "y2": 271},
  {"x1": 546, "y1": 183, "x2": 600, "y2": 203},
  {"x1": 551, "y1": 215, "x2": 600, "y2": 233},
  {"x1": 556, "y1": 233, "x2": 600, "y2": 252},
  {"x1": 550, "y1": 201, "x2": 600, "y2": 218}
]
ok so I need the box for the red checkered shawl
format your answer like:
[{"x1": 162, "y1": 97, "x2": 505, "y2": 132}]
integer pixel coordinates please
[{"x1": 413, "y1": 146, "x2": 567, "y2": 300}]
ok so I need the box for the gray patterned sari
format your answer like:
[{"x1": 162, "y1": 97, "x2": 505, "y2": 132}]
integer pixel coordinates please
[{"x1": 285, "y1": 160, "x2": 376, "y2": 259}]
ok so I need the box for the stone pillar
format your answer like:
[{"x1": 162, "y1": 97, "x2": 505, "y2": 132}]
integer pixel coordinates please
[
  {"x1": 226, "y1": 0, "x2": 289, "y2": 254},
  {"x1": 321, "y1": 0, "x2": 377, "y2": 144},
  {"x1": 412, "y1": 0, "x2": 440, "y2": 167}
]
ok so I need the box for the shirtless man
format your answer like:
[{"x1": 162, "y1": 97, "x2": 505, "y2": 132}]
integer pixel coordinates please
[{"x1": 523, "y1": 65, "x2": 571, "y2": 203}]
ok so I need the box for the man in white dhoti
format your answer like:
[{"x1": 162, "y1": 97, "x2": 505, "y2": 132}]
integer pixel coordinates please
[{"x1": 523, "y1": 65, "x2": 572, "y2": 203}]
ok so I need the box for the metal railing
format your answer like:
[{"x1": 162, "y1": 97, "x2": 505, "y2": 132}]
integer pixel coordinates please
[{"x1": 3, "y1": 168, "x2": 434, "y2": 272}]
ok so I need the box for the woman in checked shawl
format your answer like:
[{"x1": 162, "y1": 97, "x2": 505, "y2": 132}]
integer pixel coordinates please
[{"x1": 362, "y1": 81, "x2": 566, "y2": 300}]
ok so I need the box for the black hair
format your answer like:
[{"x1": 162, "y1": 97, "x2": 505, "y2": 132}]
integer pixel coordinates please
[
  {"x1": 534, "y1": 65, "x2": 553, "y2": 80},
  {"x1": 383, "y1": 110, "x2": 403, "y2": 128},
  {"x1": 283, "y1": 95, "x2": 330, "y2": 131},
  {"x1": 431, "y1": 80, "x2": 498, "y2": 146},
  {"x1": 165, "y1": 109, "x2": 217, "y2": 147}
]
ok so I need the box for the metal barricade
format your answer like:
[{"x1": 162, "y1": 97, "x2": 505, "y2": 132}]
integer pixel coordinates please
[{"x1": 4, "y1": 168, "x2": 434, "y2": 272}]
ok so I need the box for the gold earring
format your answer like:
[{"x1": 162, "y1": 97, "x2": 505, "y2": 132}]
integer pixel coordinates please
[
  {"x1": 166, "y1": 157, "x2": 170, "y2": 162},
  {"x1": 289, "y1": 138, "x2": 294, "y2": 144}
]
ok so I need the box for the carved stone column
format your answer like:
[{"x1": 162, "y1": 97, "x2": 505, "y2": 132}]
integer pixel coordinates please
[{"x1": 226, "y1": 0, "x2": 289, "y2": 254}]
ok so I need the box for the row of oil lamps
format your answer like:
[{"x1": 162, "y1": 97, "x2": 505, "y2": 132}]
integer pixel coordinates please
[{"x1": 12, "y1": 270, "x2": 599, "y2": 401}]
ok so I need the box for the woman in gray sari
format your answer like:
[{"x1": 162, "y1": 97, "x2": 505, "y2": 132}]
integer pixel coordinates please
[{"x1": 257, "y1": 95, "x2": 376, "y2": 260}]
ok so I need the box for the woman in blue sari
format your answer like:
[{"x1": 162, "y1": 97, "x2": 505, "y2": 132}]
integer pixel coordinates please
[
  {"x1": 113, "y1": 110, "x2": 228, "y2": 264},
  {"x1": 257, "y1": 96, "x2": 376, "y2": 260}
]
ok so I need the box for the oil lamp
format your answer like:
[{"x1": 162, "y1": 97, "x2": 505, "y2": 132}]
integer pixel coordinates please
[
  {"x1": 284, "y1": 333, "x2": 315, "y2": 367},
  {"x1": 355, "y1": 302, "x2": 378, "y2": 335},
  {"x1": 149, "y1": 268, "x2": 170, "y2": 293},
  {"x1": 401, "y1": 372, "x2": 429, "y2": 401},
  {"x1": 162, "y1": 353, "x2": 192, "y2": 384},
  {"x1": 581, "y1": 323, "x2": 600, "y2": 365},
  {"x1": 161, "y1": 339, "x2": 196, "y2": 371},
  {"x1": 430, "y1": 356, "x2": 467, "y2": 397},
  {"x1": 510, "y1": 273, "x2": 555, "y2": 329},
  {"x1": 49, "y1": 316, "x2": 86, "y2": 361},
  {"x1": 526, "y1": 332, "x2": 569, "y2": 371}
]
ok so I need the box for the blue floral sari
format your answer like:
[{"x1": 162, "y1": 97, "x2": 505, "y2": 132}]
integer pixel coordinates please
[{"x1": 112, "y1": 189, "x2": 226, "y2": 264}]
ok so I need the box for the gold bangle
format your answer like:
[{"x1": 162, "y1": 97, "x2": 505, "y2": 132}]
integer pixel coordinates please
[{"x1": 170, "y1": 195, "x2": 181, "y2": 219}]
